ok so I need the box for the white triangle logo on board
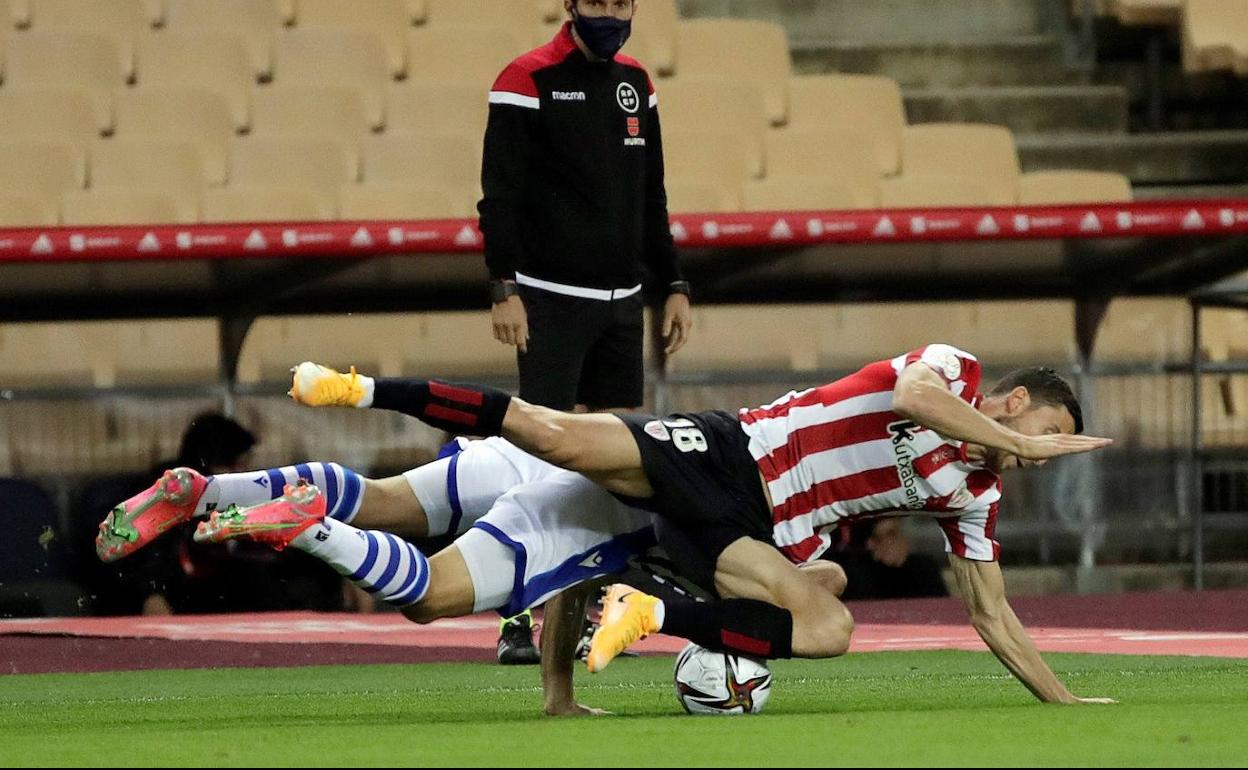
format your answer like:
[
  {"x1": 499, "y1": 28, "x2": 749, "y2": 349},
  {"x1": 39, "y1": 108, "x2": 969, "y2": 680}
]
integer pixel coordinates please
[
  {"x1": 454, "y1": 225, "x2": 481, "y2": 246},
  {"x1": 30, "y1": 234, "x2": 54, "y2": 255},
  {"x1": 873, "y1": 217, "x2": 896, "y2": 237},
  {"x1": 244, "y1": 229, "x2": 267, "y2": 250},
  {"x1": 975, "y1": 215, "x2": 1000, "y2": 235},
  {"x1": 670, "y1": 221, "x2": 688, "y2": 242},
  {"x1": 350, "y1": 227, "x2": 374, "y2": 248},
  {"x1": 770, "y1": 218, "x2": 793, "y2": 240},
  {"x1": 1079, "y1": 212, "x2": 1102, "y2": 232},
  {"x1": 137, "y1": 232, "x2": 161, "y2": 253},
  {"x1": 1182, "y1": 209, "x2": 1205, "y2": 230}
]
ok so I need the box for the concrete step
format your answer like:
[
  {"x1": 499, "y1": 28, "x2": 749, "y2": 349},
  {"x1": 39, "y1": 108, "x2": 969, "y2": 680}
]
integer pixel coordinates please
[
  {"x1": 1016, "y1": 131, "x2": 1248, "y2": 185},
  {"x1": 1134, "y1": 183, "x2": 1248, "y2": 200},
  {"x1": 792, "y1": 36, "x2": 1084, "y2": 88},
  {"x1": 677, "y1": 0, "x2": 1058, "y2": 43},
  {"x1": 905, "y1": 85, "x2": 1129, "y2": 135}
]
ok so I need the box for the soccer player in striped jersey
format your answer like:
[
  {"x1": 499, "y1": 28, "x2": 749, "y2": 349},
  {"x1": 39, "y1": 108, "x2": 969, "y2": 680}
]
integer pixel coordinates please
[{"x1": 291, "y1": 344, "x2": 1116, "y2": 704}]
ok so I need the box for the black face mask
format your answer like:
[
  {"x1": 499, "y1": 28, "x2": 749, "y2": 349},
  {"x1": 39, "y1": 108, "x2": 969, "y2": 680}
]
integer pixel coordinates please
[{"x1": 571, "y1": 8, "x2": 632, "y2": 60}]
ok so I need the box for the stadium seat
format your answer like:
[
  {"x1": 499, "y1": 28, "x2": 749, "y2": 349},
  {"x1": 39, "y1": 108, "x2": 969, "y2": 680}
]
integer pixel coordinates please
[
  {"x1": 293, "y1": 0, "x2": 410, "y2": 76},
  {"x1": 659, "y1": 79, "x2": 768, "y2": 178},
  {"x1": 385, "y1": 81, "x2": 489, "y2": 140},
  {"x1": 227, "y1": 135, "x2": 358, "y2": 205},
  {"x1": 361, "y1": 132, "x2": 481, "y2": 188},
  {"x1": 88, "y1": 138, "x2": 208, "y2": 215},
  {"x1": 424, "y1": 0, "x2": 543, "y2": 29},
  {"x1": 339, "y1": 181, "x2": 476, "y2": 220},
  {"x1": 271, "y1": 28, "x2": 390, "y2": 128},
  {"x1": 27, "y1": 0, "x2": 150, "y2": 78},
  {"x1": 114, "y1": 88, "x2": 236, "y2": 185},
  {"x1": 251, "y1": 85, "x2": 373, "y2": 148},
  {"x1": 1112, "y1": 0, "x2": 1184, "y2": 26},
  {"x1": 0, "y1": 88, "x2": 100, "y2": 149},
  {"x1": 621, "y1": 0, "x2": 679, "y2": 76},
  {"x1": 1182, "y1": 0, "x2": 1248, "y2": 75},
  {"x1": 878, "y1": 174, "x2": 999, "y2": 207},
  {"x1": 900, "y1": 124, "x2": 1021, "y2": 205},
  {"x1": 0, "y1": 141, "x2": 85, "y2": 219},
  {"x1": 665, "y1": 180, "x2": 742, "y2": 214},
  {"x1": 764, "y1": 129, "x2": 881, "y2": 205},
  {"x1": 744, "y1": 177, "x2": 877, "y2": 211},
  {"x1": 200, "y1": 185, "x2": 336, "y2": 222},
  {"x1": 4, "y1": 32, "x2": 126, "y2": 131},
  {"x1": 1095, "y1": 298, "x2": 1192, "y2": 363},
  {"x1": 663, "y1": 129, "x2": 752, "y2": 192},
  {"x1": 787, "y1": 74, "x2": 906, "y2": 176},
  {"x1": 535, "y1": 0, "x2": 562, "y2": 23},
  {"x1": 7, "y1": 0, "x2": 28, "y2": 27},
  {"x1": 61, "y1": 188, "x2": 194, "y2": 226},
  {"x1": 1018, "y1": 171, "x2": 1133, "y2": 204},
  {"x1": 134, "y1": 33, "x2": 255, "y2": 130},
  {"x1": 675, "y1": 19, "x2": 791, "y2": 125},
  {"x1": 163, "y1": 0, "x2": 285, "y2": 77},
  {"x1": 668, "y1": 305, "x2": 826, "y2": 374},
  {"x1": 0, "y1": 193, "x2": 56, "y2": 226},
  {"x1": 406, "y1": 25, "x2": 529, "y2": 87}
]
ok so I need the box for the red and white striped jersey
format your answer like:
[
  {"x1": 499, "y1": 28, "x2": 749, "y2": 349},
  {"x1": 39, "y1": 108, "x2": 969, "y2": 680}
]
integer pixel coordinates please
[{"x1": 738, "y1": 344, "x2": 1002, "y2": 565}]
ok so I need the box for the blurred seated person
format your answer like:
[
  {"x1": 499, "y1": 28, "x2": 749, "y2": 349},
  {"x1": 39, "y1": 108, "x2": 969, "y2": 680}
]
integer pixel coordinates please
[
  {"x1": 821, "y1": 517, "x2": 949, "y2": 601},
  {"x1": 110, "y1": 413, "x2": 373, "y2": 615}
]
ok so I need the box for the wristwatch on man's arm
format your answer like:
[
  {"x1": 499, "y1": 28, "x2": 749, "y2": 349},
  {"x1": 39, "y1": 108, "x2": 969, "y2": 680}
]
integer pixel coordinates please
[{"x1": 490, "y1": 279, "x2": 519, "y2": 304}]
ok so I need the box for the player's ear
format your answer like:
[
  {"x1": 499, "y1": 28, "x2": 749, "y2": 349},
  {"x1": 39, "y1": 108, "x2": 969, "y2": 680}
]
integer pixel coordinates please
[{"x1": 1005, "y1": 386, "x2": 1031, "y2": 416}]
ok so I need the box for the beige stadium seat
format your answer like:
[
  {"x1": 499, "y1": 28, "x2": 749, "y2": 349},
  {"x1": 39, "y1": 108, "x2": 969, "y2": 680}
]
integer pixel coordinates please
[
  {"x1": 675, "y1": 19, "x2": 791, "y2": 125},
  {"x1": 406, "y1": 25, "x2": 529, "y2": 87},
  {"x1": 665, "y1": 180, "x2": 741, "y2": 214},
  {"x1": 1094, "y1": 298, "x2": 1191, "y2": 364},
  {"x1": 134, "y1": 33, "x2": 255, "y2": 130},
  {"x1": 361, "y1": 132, "x2": 481, "y2": 187},
  {"x1": 272, "y1": 28, "x2": 390, "y2": 128},
  {"x1": 669, "y1": 305, "x2": 826, "y2": 374},
  {"x1": 1112, "y1": 0, "x2": 1184, "y2": 26},
  {"x1": 764, "y1": 129, "x2": 880, "y2": 205},
  {"x1": 164, "y1": 0, "x2": 285, "y2": 76},
  {"x1": 622, "y1": 0, "x2": 679, "y2": 76},
  {"x1": 339, "y1": 181, "x2": 476, "y2": 219},
  {"x1": 425, "y1": 0, "x2": 542, "y2": 29},
  {"x1": 535, "y1": 0, "x2": 562, "y2": 23},
  {"x1": 0, "y1": 88, "x2": 100, "y2": 149},
  {"x1": 744, "y1": 177, "x2": 876, "y2": 211},
  {"x1": 787, "y1": 75, "x2": 905, "y2": 176},
  {"x1": 386, "y1": 82, "x2": 489, "y2": 139},
  {"x1": 114, "y1": 88, "x2": 236, "y2": 185},
  {"x1": 5, "y1": 32, "x2": 126, "y2": 130},
  {"x1": 251, "y1": 85, "x2": 373, "y2": 147},
  {"x1": 201, "y1": 185, "x2": 336, "y2": 222},
  {"x1": 659, "y1": 79, "x2": 767, "y2": 177},
  {"x1": 273, "y1": 0, "x2": 295, "y2": 24},
  {"x1": 879, "y1": 174, "x2": 998, "y2": 207},
  {"x1": 61, "y1": 187, "x2": 194, "y2": 225},
  {"x1": 1019, "y1": 171, "x2": 1133, "y2": 204},
  {"x1": 901, "y1": 124, "x2": 1021, "y2": 205},
  {"x1": 228, "y1": 136, "x2": 357, "y2": 202},
  {"x1": 89, "y1": 138, "x2": 207, "y2": 214},
  {"x1": 663, "y1": 129, "x2": 751, "y2": 192},
  {"x1": 0, "y1": 141, "x2": 85, "y2": 217},
  {"x1": 0, "y1": 193, "x2": 57, "y2": 226},
  {"x1": 1182, "y1": 0, "x2": 1248, "y2": 75},
  {"x1": 8, "y1": 0, "x2": 28, "y2": 27},
  {"x1": 28, "y1": 0, "x2": 151, "y2": 77},
  {"x1": 112, "y1": 320, "x2": 222, "y2": 386},
  {"x1": 293, "y1": 0, "x2": 410, "y2": 76}
]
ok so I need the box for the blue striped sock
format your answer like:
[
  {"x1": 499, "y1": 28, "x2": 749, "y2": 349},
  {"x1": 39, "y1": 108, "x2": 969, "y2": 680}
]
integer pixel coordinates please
[
  {"x1": 201, "y1": 462, "x2": 364, "y2": 522},
  {"x1": 293, "y1": 520, "x2": 430, "y2": 607}
]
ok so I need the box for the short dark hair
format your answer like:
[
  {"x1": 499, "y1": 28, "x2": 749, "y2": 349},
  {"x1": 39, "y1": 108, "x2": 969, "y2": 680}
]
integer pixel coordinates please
[
  {"x1": 177, "y1": 412, "x2": 257, "y2": 473},
  {"x1": 988, "y1": 367, "x2": 1083, "y2": 434}
]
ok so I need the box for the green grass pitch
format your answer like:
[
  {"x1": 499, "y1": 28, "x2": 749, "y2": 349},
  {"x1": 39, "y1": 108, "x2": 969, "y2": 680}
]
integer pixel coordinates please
[{"x1": 1, "y1": 652, "x2": 1245, "y2": 767}]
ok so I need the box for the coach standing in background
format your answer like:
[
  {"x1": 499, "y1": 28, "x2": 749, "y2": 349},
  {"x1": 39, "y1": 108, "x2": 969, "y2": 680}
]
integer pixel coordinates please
[{"x1": 477, "y1": 0, "x2": 693, "y2": 673}]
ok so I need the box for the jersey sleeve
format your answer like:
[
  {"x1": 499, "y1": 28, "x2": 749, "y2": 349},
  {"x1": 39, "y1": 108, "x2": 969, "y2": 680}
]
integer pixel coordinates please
[
  {"x1": 898, "y1": 343, "x2": 983, "y2": 403},
  {"x1": 937, "y1": 501, "x2": 1000, "y2": 562}
]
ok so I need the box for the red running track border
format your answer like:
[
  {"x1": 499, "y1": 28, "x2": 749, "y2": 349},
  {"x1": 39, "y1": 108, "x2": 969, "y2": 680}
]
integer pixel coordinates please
[{"x1": 0, "y1": 200, "x2": 1247, "y2": 264}]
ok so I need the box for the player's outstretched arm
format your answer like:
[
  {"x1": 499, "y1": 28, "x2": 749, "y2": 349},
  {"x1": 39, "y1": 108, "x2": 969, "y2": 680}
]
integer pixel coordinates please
[
  {"x1": 893, "y1": 364, "x2": 1112, "y2": 461},
  {"x1": 948, "y1": 554, "x2": 1116, "y2": 704},
  {"x1": 541, "y1": 584, "x2": 611, "y2": 717}
]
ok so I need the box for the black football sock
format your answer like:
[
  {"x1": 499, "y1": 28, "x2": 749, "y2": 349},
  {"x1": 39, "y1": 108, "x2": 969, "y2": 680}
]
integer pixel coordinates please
[
  {"x1": 659, "y1": 597, "x2": 793, "y2": 659},
  {"x1": 371, "y1": 379, "x2": 512, "y2": 437}
]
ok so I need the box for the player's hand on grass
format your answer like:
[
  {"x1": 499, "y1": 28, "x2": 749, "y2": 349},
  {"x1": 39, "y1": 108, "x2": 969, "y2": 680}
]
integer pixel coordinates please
[
  {"x1": 492, "y1": 293, "x2": 529, "y2": 354},
  {"x1": 1015, "y1": 433, "x2": 1113, "y2": 463}
]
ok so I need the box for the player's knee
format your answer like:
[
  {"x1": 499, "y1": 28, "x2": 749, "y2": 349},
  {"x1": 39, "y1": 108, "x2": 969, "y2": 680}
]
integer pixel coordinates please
[
  {"x1": 401, "y1": 600, "x2": 442, "y2": 625},
  {"x1": 794, "y1": 594, "x2": 854, "y2": 658}
]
